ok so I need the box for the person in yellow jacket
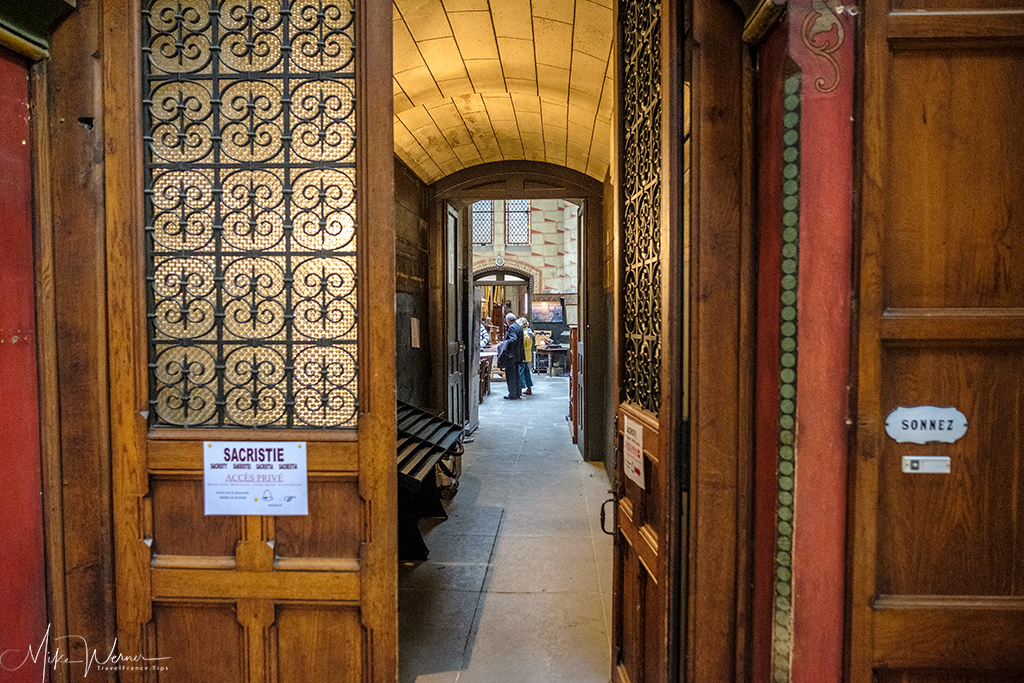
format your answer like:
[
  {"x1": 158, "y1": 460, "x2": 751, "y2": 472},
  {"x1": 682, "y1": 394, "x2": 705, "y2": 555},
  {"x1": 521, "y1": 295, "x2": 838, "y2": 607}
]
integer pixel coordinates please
[{"x1": 517, "y1": 317, "x2": 535, "y2": 396}]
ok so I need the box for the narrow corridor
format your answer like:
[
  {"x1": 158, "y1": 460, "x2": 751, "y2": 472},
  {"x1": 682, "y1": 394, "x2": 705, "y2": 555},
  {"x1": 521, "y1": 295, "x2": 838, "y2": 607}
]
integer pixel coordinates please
[{"x1": 399, "y1": 375, "x2": 614, "y2": 683}]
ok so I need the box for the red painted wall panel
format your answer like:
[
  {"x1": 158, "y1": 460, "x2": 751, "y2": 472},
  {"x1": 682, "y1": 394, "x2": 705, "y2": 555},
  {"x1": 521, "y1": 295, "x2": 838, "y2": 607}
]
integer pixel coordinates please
[
  {"x1": 788, "y1": 5, "x2": 855, "y2": 683},
  {"x1": 753, "y1": 6, "x2": 855, "y2": 681},
  {"x1": 0, "y1": 46, "x2": 48, "y2": 683}
]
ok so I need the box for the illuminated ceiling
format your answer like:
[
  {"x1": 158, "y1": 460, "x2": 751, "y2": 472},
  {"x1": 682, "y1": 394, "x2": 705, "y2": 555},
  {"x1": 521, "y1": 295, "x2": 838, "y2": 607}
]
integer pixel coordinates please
[{"x1": 393, "y1": 0, "x2": 614, "y2": 184}]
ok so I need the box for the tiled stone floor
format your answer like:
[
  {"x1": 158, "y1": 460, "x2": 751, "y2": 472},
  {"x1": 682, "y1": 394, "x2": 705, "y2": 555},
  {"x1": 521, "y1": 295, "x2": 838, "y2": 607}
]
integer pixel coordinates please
[{"x1": 399, "y1": 374, "x2": 614, "y2": 683}]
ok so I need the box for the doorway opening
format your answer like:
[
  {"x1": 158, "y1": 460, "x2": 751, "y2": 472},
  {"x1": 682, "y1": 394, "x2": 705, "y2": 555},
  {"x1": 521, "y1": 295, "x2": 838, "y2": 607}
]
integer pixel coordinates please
[
  {"x1": 473, "y1": 267, "x2": 534, "y2": 352},
  {"x1": 399, "y1": 191, "x2": 613, "y2": 682},
  {"x1": 391, "y1": 0, "x2": 620, "y2": 674}
]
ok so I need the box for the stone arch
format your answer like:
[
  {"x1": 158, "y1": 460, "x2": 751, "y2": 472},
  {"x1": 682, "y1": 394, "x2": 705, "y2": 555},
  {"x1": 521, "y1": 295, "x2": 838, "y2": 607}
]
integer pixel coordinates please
[
  {"x1": 472, "y1": 263, "x2": 540, "y2": 293},
  {"x1": 428, "y1": 158, "x2": 610, "y2": 467},
  {"x1": 472, "y1": 264, "x2": 536, "y2": 323},
  {"x1": 430, "y1": 160, "x2": 602, "y2": 203}
]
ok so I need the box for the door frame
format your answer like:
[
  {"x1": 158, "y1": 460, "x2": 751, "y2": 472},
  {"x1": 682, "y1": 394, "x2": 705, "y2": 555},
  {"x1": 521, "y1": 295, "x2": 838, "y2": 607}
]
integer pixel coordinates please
[
  {"x1": 32, "y1": 5, "x2": 121, "y2": 679},
  {"x1": 610, "y1": 0, "x2": 756, "y2": 679},
  {"x1": 438, "y1": 203, "x2": 467, "y2": 425},
  {"x1": 428, "y1": 161, "x2": 610, "y2": 463},
  {"x1": 687, "y1": 0, "x2": 757, "y2": 680}
]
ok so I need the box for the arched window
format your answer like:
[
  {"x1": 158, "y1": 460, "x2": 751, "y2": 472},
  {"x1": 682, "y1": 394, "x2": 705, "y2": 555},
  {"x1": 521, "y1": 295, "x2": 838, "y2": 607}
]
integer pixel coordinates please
[
  {"x1": 472, "y1": 200, "x2": 494, "y2": 244},
  {"x1": 504, "y1": 199, "x2": 531, "y2": 245}
]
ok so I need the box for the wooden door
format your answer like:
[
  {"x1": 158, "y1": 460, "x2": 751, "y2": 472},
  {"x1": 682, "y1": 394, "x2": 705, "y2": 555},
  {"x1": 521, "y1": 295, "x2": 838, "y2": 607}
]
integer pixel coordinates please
[
  {"x1": 467, "y1": 287, "x2": 482, "y2": 433},
  {"x1": 571, "y1": 325, "x2": 580, "y2": 445},
  {"x1": 611, "y1": 0, "x2": 686, "y2": 681},
  {"x1": 446, "y1": 204, "x2": 466, "y2": 425},
  {"x1": 852, "y1": 3, "x2": 1024, "y2": 680},
  {"x1": 104, "y1": 1, "x2": 397, "y2": 681}
]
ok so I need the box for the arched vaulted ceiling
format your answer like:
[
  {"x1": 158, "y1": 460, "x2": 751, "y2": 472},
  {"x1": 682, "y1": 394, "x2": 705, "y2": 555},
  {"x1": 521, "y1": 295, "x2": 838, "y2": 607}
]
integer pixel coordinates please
[{"x1": 393, "y1": 0, "x2": 614, "y2": 184}]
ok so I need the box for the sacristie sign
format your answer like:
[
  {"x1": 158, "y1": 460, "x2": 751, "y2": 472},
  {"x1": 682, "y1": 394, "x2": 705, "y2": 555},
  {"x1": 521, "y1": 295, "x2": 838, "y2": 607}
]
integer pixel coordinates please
[
  {"x1": 204, "y1": 441, "x2": 309, "y2": 515},
  {"x1": 623, "y1": 415, "x2": 645, "y2": 489}
]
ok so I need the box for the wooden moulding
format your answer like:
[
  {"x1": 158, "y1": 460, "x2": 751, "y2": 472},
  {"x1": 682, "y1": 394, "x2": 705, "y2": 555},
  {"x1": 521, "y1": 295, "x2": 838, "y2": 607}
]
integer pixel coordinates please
[
  {"x1": 881, "y1": 308, "x2": 1024, "y2": 341},
  {"x1": 150, "y1": 568, "x2": 360, "y2": 603},
  {"x1": 102, "y1": 0, "x2": 154, "y2": 673},
  {"x1": 872, "y1": 597, "x2": 1024, "y2": 669},
  {"x1": 742, "y1": 0, "x2": 786, "y2": 45},
  {"x1": 887, "y1": 9, "x2": 1024, "y2": 42},
  {"x1": 148, "y1": 440, "x2": 359, "y2": 473},
  {"x1": 355, "y1": 0, "x2": 399, "y2": 679},
  {"x1": 0, "y1": 26, "x2": 48, "y2": 60},
  {"x1": 689, "y1": 0, "x2": 755, "y2": 681},
  {"x1": 30, "y1": 57, "x2": 71, "y2": 683}
]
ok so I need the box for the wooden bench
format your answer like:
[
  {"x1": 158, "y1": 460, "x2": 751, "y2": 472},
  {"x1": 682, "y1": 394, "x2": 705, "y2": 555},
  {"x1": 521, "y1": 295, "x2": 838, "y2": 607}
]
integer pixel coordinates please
[{"x1": 396, "y1": 401, "x2": 462, "y2": 560}]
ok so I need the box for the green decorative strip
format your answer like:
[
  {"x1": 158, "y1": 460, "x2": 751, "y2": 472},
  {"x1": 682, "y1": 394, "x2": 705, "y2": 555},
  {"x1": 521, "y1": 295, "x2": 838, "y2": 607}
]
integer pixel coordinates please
[{"x1": 771, "y1": 70, "x2": 801, "y2": 683}]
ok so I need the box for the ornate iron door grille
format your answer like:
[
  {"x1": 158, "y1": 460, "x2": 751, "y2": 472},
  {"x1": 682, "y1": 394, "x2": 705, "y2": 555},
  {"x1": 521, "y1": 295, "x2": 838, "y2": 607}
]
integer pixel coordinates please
[
  {"x1": 621, "y1": 0, "x2": 662, "y2": 415},
  {"x1": 142, "y1": 0, "x2": 358, "y2": 428}
]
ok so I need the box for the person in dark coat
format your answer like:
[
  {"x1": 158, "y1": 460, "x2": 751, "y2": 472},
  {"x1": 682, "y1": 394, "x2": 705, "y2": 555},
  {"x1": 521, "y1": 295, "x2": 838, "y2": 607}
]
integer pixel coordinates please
[{"x1": 501, "y1": 312, "x2": 526, "y2": 399}]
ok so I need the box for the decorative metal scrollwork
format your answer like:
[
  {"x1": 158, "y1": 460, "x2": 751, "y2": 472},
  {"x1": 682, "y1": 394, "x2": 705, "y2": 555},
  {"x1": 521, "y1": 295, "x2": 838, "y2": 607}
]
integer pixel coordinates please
[
  {"x1": 621, "y1": 0, "x2": 661, "y2": 415},
  {"x1": 143, "y1": 0, "x2": 358, "y2": 428}
]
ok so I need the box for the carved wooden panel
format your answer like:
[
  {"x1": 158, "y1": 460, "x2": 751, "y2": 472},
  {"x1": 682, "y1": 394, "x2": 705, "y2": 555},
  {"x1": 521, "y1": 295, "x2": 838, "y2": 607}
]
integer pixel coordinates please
[
  {"x1": 878, "y1": 347, "x2": 1023, "y2": 596},
  {"x1": 153, "y1": 603, "x2": 243, "y2": 681},
  {"x1": 883, "y1": 48, "x2": 1024, "y2": 309},
  {"x1": 275, "y1": 605, "x2": 362, "y2": 682},
  {"x1": 273, "y1": 477, "x2": 362, "y2": 560},
  {"x1": 151, "y1": 476, "x2": 241, "y2": 557}
]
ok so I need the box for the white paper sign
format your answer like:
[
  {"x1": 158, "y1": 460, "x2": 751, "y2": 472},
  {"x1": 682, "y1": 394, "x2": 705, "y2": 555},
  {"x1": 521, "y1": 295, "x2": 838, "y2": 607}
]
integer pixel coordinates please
[
  {"x1": 885, "y1": 406, "x2": 967, "y2": 444},
  {"x1": 204, "y1": 441, "x2": 308, "y2": 515},
  {"x1": 623, "y1": 416, "x2": 645, "y2": 489}
]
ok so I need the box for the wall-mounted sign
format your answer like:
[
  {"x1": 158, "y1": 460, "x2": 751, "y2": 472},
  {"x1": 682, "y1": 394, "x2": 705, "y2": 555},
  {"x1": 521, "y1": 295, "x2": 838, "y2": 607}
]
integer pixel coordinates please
[
  {"x1": 204, "y1": 441, "x2": 308, "y2": 516},
  {"x1": 884, "y1": 406, "x2": 967, "y2": 444},
  {"x1": 623, "y1": 415, "x2": 645, "y2": 489},
  {"x1": 902, "y1": 456, "x2": 951, "y2": 474}
]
